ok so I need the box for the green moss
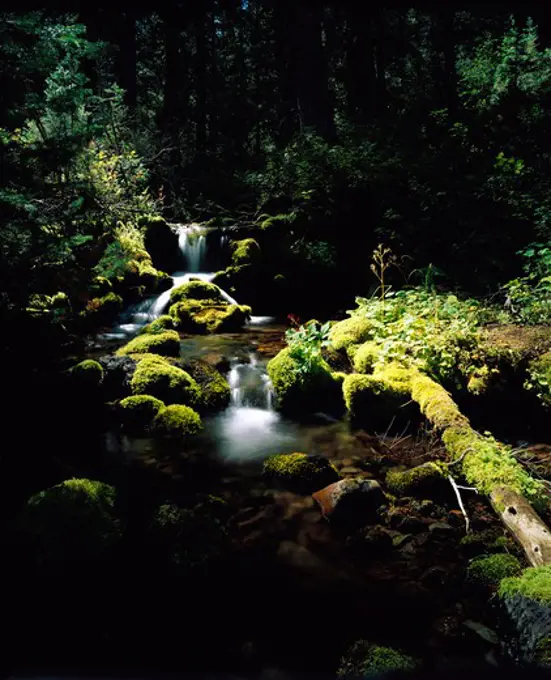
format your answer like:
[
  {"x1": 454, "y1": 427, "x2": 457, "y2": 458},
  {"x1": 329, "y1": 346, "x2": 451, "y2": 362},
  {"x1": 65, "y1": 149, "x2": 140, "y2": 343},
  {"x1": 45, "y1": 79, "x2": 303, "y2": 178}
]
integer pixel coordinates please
[
  {"x1": 169, "y1": 299, "x2": 251, "y2": 334},
  {"x1": 90, "y1": 276, "x2": 112, "y2": 296},
  {"x1": 137, "y1": 262, "x2": 172, "y2": 293},
  {"x1": 180, "y1": 360, "x2": 231, "y2": 412},
  {"x1": 410, "y1": 372, "x2": 470, "y2": 430},
  {"x1": 385, "y1": 462, "x2": 444, "y2": 496},
  {"x1": 267, "y1": 347, "x2": 344, "y2": 416},
  {"x1": 466, "y1": 553, "x2": 522, "y2": 587},
  {"x1": 170, "y1": 280, "x2": 224, "y2": 304},
  {"x1": 442, "y1": 426, "x2": 546, "y2": 509},
  {"x1": 499, "y1": 566, "x2": 551, "y2": 604},
  {"x1": 467, "y1": 365, "x2": 493, "y2": 395},
  {"x1": 343, "y1": 363, "x2": 412, "y2": 418},
  {"x1": 116, "y1": 330, "x2": 180, "y2": 357},
  {"x1": 337, "y1": 641, "x2": 417, "y2": 679},
  {"x1": 70, "y1": 359, "x2": 104, "y2": 386},
  {"x1": 118, "y1": 395, "x2": 165, "y2": 435},
  {"x1": 82, "y1": 292, "x2": 123, "y2": 322},
  {"x1": 534, "y1": 636, "x2": 551, "y2": 666},
  {"x1": 258, "y1": 212, "x2": 296, "y2": 230},
  {"x1": 526, "y1": 351, "x2": 551, "y2": 408},
  {"x1": 138, "y1": 315, "x2": 175, "y2": 335},
  {"x1": 151, "y1": 404, "x2": 202, "y2": 439},
  {"x1": 231, "y1": 238, "x2": 261, "y2": 266},
  {"x1": 263, "y1": 452, "x2": 340, "y2": 494},
  {"x1": 329, "y1": 316, "x2": 374, "y2": 351},
  {"x1": 130, "y1": 357, "x2": 201, "y2": 406},
  {"x1": 20, "y1": 478, "x2": 121, "y2": 565},
  {"x1": 149, "y1": 498, "x2": 228, "y2": 567},
  {"x1": 352, "y1": 341, "x2": 380, "y2": 374}
]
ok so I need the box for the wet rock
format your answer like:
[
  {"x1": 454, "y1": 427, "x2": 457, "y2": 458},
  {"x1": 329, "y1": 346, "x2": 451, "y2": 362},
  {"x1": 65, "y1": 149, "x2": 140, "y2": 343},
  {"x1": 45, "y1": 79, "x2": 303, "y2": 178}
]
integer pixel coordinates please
[
  {"x1": 420, "y1": 565, "x2": 450, "y2": 589},
  {"x1": 200, "y1": 352, "x2": 231, "y2": 374},
  {"x1": 312, "y1": 478, "x2": 386, "y2": 527},
  {"x1": 396, "y1": 515, "x2": 427, "y2": 533},
  {"x1": 418, "y1": 499, "x2": 437, "y2": 517},
  {"x1": 98, "y1": 354, "x2": 137, "y2": 399},
  {"x1": 428, "y1": 521, "x2": 454, "y2": 535}
]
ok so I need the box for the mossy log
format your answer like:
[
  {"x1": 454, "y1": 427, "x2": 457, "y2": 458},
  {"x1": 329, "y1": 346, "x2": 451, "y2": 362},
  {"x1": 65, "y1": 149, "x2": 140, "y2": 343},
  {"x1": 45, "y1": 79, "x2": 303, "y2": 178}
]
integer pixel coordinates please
[{"x1": 490, "y1": 486, "x2": 551, "y2": 567}]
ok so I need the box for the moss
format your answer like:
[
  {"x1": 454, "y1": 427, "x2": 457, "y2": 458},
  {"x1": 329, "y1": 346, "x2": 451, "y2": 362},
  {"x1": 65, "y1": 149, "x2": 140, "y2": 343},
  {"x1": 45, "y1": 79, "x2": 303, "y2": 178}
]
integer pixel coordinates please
[
  {"x1": 149, "y1": 498, "x2": 228, "y2": 567},
  {"x1": 20, "y1": 479, "x2": 121, "y2": 565},
  {"x1": 231, "y1": 238, "x2": 261, "y2": 266},
  {"x1": 466, "y1": 553, "x2": 522, "y2": 587},
  {"x1": 131, "y1": 357, "x2": 201, "y2": 406},
  {"x1": 385, "y1": 462, "x2": 444, "y2": 496},
  {"x1": 337, "y1": 641, "x2": 417, "y2": 679},
  {"x1": 526, "y1": 351, "x2": 551, "y2": 408},
  {"x1": 70, "y1": 359, "x2": 104, "y2": 386},
  {"x1": 263, "y1": 453, "x2": 340, "y2": 494},
  {"x1": 329, "y1": 316, "x2": 374, "y2": 351},
  {"x1": 152, "y1": 404, "x2": 202, "y2": 439},
  {"x1": 179, "y1": 359, "x2": 231, "y2": 412},
  {"x1": 534, "y1": 636, "x2": 551, "y2": 666},
  {"x1": 258, "y1": 213, "x2": 296, "y2": 230},
  {"x1": 137, "y1": 262, "x2": 173, "y2": 293},
  {"x1": 499, "y1": 566, "x2": 551, "y2": 604},
  {"x1": 467, "y1": 365, "x2": 493, "y2": 395},
  {"x1": 118, "y1": 395, "x2": 165, "y2": 435},
  {"x1": 82, "y1": 292, "x2": 123, "y2": 322},
  {"x1": 442, "y1": 426, "x2": 546, "y2": 509},
  {"x1": 170, "y1": 280, "x2": 224, "y2": 304},
  {"x1": 170, "y1": 299, "x2": 251, "y2": 334},
  {"x1": 116, "y1": 330, "x2": 180, "y2": 357},
  {"x1": 352, "y1": 341, "x2": 381, "y2": 374},
  {"x1": 410, "y1": 372, "x2": 470, "y2": 430},
  {"x1": 267, "y1": 347, "x2": 344, "y2": 416},
  {"x1": 343, "y1": 363, "x2": 413, "y2": 419},
  {"x1": 127, "y1": 353, "x2": 173, "y2": 365},
  {"x1": 90, "y1": 276, "x2": 112, "y2": 296},
  {"x1": 138, "y1": 315, "x2": 175, "y2": 335}
]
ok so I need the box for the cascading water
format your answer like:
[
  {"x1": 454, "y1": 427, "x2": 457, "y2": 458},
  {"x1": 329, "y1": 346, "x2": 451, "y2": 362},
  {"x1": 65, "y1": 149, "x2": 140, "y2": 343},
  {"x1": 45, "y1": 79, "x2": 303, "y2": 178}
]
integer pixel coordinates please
[{"x1": 227, "y1": 353, "x2": 274, "y2": 409}]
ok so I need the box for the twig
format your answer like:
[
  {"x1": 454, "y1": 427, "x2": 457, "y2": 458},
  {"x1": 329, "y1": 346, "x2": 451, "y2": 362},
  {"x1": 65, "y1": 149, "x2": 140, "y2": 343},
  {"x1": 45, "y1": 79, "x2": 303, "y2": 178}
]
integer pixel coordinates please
[
  {"x1": 448, "y1": 474, "x2": 471, "y2": 534},
  {"x1": 443, "y1": 447, "x2": 474, "y2": 467}
]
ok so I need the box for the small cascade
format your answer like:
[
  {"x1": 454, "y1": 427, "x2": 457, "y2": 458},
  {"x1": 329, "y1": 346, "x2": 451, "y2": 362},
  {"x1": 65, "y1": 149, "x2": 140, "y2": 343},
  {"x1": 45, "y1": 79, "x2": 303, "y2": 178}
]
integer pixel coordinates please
[
  {"x1": 178, "y1": 223, "x2": 207, "y2": 273},
  {"x1": 227, "y1": 354, "x2": 275, "y2": 410}
]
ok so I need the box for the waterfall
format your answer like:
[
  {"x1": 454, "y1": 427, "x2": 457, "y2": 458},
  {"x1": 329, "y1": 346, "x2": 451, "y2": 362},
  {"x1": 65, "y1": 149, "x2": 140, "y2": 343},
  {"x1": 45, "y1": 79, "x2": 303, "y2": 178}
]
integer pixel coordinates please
[
  {"x1": 227, "y1": 354, "x2": 275, "y2": 410},
  {"x1": 178, "y1": 224, "x2": 207, "y2": 273}
]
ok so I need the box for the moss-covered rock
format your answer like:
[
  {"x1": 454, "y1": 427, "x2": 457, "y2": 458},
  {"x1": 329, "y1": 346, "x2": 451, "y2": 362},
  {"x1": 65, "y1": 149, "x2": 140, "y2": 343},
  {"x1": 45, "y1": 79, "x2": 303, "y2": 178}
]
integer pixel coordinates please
[
  {"x1": 90, "y1": 276, "x2": 112, "y2": 297},
  {"x1": 81, "y1": 292, "x2": 123, "y2": 324},
  {"x1": 70, "y1": 359, "x2": 104, "y2": 386},
  {"x1": 231, "y1": 238, "x2": 261, "y2": 266},
  {"x1": 337, "y1": 640, "x2": 417, "y2": 679},
  {"x1": 352, "y1": 341, "x2": 380, "y2": 374},
  {"x1": 151, "y1": 404, "x2": 202, "y2": 439},
  {"x1": 262, "y1": 452, "x2": 340, "y2": 494},
  {"x1": 138, "y1": 314, "x2": 175, "y2": 335},
  {"x1": 131, "y1": 357, "x2": 201, "y2": 406},
  {"x1": 19, "y1": 479, "x2": 121, "y2": 566},
  {"x1": 118, "y1": 395, "x2": 166, "y2": 435},
  {"x1": 267, "y1": 347, "x2": 344, "y2": 417},
  {"x1": 179, "y1": 359, "x2": 231, "y2": 412},
  {"x1": 329, "y1": 316, "x2": 374, "y2": 351},
  {"x1": 499, "y1": 566, "x2": 551, "y2": 604},
  {"x1": 116, "y1": 330, "x2": 181, "y2": 357},
  {"x1": 98, "y1": 354, "x2": 137, "y2": 399},
  {"x1": 137, "y1": 262, "x2": 173, "y2": 293},
  {"x1": 170, "y1": 280, "x2": 224, "y2": 304},
  {"x1": 169, "y1": 299, "x2": 251, "y2": 334},
  {"x1": 385, "y1": 462, "x2": 445, "y2": 497},
  {"x1": 139, "y1": 214, "x2": 181, "y2": 273},
  {"x1": 466, "y1": 553, "x2": 522, "y2": 587},
  {"x1": 148, "y1": 496, "x2": 228, "y2": 567}
]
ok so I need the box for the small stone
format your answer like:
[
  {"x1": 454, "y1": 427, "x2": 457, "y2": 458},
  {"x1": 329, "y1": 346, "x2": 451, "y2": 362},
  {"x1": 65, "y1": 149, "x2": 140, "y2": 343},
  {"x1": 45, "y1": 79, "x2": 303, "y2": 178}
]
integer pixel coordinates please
[
  {"x1": 312, "y1": 477, "x2": 386, "y2": 527},
  {"x1": 428, "y1": 521, "x2": 454, "y2": 534},
  {"x1": 397, "y1": 515, "x2": 427, "y2": 533}
]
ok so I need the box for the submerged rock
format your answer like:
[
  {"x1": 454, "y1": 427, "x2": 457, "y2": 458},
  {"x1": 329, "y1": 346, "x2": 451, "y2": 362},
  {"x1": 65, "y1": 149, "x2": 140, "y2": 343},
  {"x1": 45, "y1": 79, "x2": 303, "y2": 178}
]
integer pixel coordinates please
[{"x1": 312, "y1": 478, "x2": 386, "y2": 527}]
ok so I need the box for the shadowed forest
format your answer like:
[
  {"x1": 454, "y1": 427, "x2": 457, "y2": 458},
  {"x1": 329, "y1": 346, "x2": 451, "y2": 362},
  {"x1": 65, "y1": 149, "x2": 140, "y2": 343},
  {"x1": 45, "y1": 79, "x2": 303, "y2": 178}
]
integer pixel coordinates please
[{"x1": 1, "y1": 3, "x2": 551, "y2": 679}]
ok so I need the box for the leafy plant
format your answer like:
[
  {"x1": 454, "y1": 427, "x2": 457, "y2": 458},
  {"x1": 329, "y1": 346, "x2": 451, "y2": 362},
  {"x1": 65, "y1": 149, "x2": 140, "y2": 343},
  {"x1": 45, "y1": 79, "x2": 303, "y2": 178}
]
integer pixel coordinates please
[
  {"x1": 503, "y1": 242, "x2": 551, "y2": 324},
  {"x1": 285, "y1": 320, "x2": 332, "y2": 375}
]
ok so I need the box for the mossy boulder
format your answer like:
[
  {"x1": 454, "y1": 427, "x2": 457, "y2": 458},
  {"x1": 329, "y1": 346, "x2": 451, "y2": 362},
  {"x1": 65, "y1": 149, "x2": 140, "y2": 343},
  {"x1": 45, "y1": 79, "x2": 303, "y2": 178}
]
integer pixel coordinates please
[
  {"x1": 267, "y1": 347, "x2": 345, "y2": 417},
  {"x1": 466, "y1": 553, "x2": 522, "y2": 587},
  {"x1": 262, "y1": 453, "x2": 340, "y2": 494},
  {"x1": 351, "y1": 341, "x2": 380, "y2": 374},
  {"x1": 337, "y1": 641, "x2": 417, "y2": 679},
  {"x1": 231, "y1": 238, "x2": 261, "y2": 266},
  {"x1": 137, "y1": 262, "x2": 173, "y2": 293},
  {"x1": 329, "y1": 316, "x2": 374, "y2": 352},
  {"x1": 170, "y1": 280, "x2": 224, "y2": 304},
  {"x1": 116, "y1": 330, "x2": 180, "y2": 357},
  {"x1": 385, "y1": 462, "x2": 445, "y2": 497},
  {"x1": 138, "y1": 214, "x2": 181, "y2": 273},
  {"x1": 98, "y1": 354, "x2": 138, "y2": 399},
  {"x1": 179, "y1": 359, "x2": 231, "y2": 412},
  {"x1": 170, "y1": 299, "x2": 251, "y2": 334},
  {"x1": 118, "y1": 395, "x2": 165, "y2": 436},
  {"x1": 131, "y1": 357, "x2": 201, "y2": 406},
  {"x1": 148, "y1": 496, "x2": 228, "y2": 567},
  {"x1": 19, "y1": 479, "x2": 121, "y2": 566},
  {"x1": 499, "y1": 566, "x2": 551, "y2": 605},
  {"x1": 138, "y1": 314, "x2": 175, "y2": 335},
  {"x1": 151, "y1": 404, "x2": 202, "y2": 439},
  {"x1": 312, "y1": 478, "x2": 386, "y2": 526},
  {"x1": 81, "y1": 292, "x2": 123, "y2": 325},
  {"x1": 70, "y1": 359, "x2": 104, "y2": 386},
  {"x1": 90, "y1": 276, "x2": 112, "y2": 296}
]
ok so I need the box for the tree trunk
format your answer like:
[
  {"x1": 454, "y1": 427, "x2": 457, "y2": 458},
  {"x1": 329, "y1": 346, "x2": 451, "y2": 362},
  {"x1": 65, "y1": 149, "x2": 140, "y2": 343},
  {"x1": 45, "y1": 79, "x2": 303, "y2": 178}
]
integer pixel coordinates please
[{"x1": 490, "y1": 486, "x2": 551, "y2": 567}]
